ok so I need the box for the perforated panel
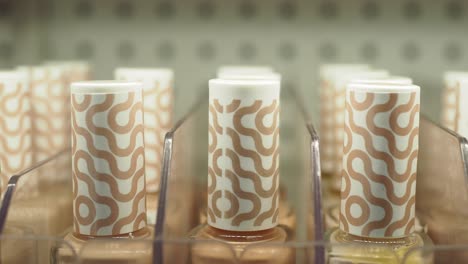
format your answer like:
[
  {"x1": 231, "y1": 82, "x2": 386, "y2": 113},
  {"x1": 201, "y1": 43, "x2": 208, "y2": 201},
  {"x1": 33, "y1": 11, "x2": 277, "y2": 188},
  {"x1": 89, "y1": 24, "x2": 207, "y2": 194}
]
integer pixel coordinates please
[{"x1": 1, "y1": 0, "x2": 468, "y2": 120}]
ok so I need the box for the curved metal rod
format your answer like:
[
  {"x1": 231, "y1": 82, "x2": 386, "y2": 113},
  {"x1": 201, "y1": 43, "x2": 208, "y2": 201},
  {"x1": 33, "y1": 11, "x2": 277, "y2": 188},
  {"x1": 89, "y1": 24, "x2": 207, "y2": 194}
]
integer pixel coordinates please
[
  {"x1": 0, "y1": 149, "x2": 69, "y2": 235},
  {"x1": 421, "y1": 114, "x2": 468, "y2": 187},
  {"x1": 287, "y1": 86, "x2": 325, "y2": 264}
]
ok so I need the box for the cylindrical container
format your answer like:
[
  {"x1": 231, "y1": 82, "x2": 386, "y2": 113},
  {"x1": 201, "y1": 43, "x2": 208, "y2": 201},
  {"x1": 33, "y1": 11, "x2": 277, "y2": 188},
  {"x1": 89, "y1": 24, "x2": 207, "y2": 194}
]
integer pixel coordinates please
[
  {"x1": 71, "y1": 81, "x2": 146, "y2": 236},
  {"x1": 331, "y1": 70, "x2": 389, "y2": 187},
  {"x1": 319, "y1": 64, "x2": 370, "y2": 177},
  {"x1": 114, "y1": 68, "x2": 174, "y2": 193},
  {"x1": 208, "y1": 79, "x2": 280, "y2": 231},
  {"x1": 340, "y1": 82, "x2": 420, "y2": 238},
  {"x1": 217, "y1": 65, "x2": 274, "y2": 78},
  {"x1": 0, "y1": 71, "x2": 33, "y2": 194},
  {"x1": 442, "y1": 71, "x2": 468, "y2": 131}
]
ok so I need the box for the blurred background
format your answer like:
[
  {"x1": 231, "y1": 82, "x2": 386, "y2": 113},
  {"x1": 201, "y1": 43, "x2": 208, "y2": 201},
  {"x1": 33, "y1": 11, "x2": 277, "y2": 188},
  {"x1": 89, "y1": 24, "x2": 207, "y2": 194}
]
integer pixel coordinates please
[{"x1": 0, "y1": 0, "x2": 467, "y2": 121}]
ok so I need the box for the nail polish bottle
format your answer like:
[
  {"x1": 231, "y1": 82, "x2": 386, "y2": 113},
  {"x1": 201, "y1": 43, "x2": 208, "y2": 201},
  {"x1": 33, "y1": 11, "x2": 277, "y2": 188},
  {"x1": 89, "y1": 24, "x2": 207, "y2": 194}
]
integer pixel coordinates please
[
  {"x1": 327, "y1": 82, "x2": 433, "y2": 263},
  {"x1": 114, "y1": 68, "x2": 174, "y2": 226},
  {"x1": 54, "y1": 81, "x2": 153, "y2": 263},
  {"x1": 190, "y1": 79, "x2": 294, "y2": 264},
  {"x1": 198, "y1": 72, "x2": 296, "y2": 231},
  {"x1": 324, "y1": 76, "x2": 413, "y2": 231},
  {"x1": 441, "y1": 71, "x2": 468, "y2": 131},
  {"x1": 318, "y1": 64, "x2": 370, "y2": 202}
]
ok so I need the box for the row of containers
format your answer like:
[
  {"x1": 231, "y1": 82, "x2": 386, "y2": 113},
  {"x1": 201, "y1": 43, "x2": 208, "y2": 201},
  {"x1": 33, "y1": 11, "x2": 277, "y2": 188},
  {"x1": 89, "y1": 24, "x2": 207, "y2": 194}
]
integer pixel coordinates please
[{"x1": 0, "y1": 62, "x2": 467, "y2": 263}]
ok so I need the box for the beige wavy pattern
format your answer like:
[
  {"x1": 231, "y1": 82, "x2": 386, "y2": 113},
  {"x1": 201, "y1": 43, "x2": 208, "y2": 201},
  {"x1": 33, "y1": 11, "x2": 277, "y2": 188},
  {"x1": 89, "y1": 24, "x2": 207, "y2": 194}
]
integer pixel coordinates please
[
  {"x1": 115, "y1": 77, "x2": 173, "y2": 193},
  {"x1": 71, "y1": 91, "x2": 146, "y2": 236},
  {"x1": 0, "y1": 80, "x2": 33, "y2": 195},
  {"x1": 208, "y1": 99, "x2": 279, "y2": 231},
  {"x1": 340, "y1": 90, "x2": 419, "y2": 238}
]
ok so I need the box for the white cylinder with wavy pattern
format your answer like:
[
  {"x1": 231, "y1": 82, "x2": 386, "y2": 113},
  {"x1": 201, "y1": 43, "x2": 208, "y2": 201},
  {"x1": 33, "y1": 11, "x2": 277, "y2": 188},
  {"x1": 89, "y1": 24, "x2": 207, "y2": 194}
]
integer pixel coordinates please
[
  {"x1": 340, "y1": 83, "x2": 420, "y2": 238},
  {"x1": 0, "y1": 71, "x2": 33, "y2": 194},
  {"x1": 114, "y1": 68, "x2": 174, "y2": 193},
  {"x1": 441, "y1": 71, "x2": 468, "y2": 131},
  {"x1": 318, "y1": 64, "x2": 369, "y2": 175},
  {"x1": 208, "y1": 79, "x2": 280, "y2": 232},
  {"x1": 71, "y1": 81, "x2": 146, "y2": 236}
]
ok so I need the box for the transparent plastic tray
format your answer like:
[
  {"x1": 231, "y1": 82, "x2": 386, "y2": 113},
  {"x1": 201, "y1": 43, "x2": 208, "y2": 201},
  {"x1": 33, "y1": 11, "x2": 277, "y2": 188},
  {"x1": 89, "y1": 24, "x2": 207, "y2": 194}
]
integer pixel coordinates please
[
  {"x1": 0, "y1": 97, "x2": 468, "y2": 263},
  {"x1": 0, "y1": 149, "x2": 76, "y2": 263},
  {"x1": 415, "y1": 115, "x2": 468, "y2": 263}
]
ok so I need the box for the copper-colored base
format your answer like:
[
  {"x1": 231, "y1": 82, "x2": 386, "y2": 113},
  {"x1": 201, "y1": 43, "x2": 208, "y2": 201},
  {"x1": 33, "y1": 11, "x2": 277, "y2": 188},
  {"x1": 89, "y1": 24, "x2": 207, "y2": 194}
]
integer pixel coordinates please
[{"x1": 189, "y1": 224, "x2": 294, "y2": 264}]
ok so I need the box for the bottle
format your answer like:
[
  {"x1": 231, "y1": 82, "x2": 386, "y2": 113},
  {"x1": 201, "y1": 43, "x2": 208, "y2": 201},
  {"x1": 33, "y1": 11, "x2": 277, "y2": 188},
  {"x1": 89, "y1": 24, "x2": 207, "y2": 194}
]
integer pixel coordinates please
[
  {"x1": 190, "y1": 79, "x2": 294, "y2": 264},
  {"x1": 324, "y1": 76, "x2": 413, "y2": 231},
  {"x1": 197, "y1": 72, "x2": 296, "y2": 231},
  {"x1": 54, "y1": 81, "x2": 153, "y2": 263},
  {"x1": 114, "y1": 68, "x2": 174, "y2": 225},
  {"x1": 327, "y1": 81, "x2": 433, "y2": 263}
]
